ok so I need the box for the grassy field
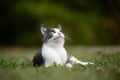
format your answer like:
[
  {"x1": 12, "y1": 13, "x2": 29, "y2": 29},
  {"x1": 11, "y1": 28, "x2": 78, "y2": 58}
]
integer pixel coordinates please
[{"x1": 0, "y1": 46, "x2": 120, "y2": 80}]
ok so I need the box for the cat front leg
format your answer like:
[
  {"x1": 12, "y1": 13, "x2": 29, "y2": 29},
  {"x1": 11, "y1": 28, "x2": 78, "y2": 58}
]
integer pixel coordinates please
[
  {"x1": 45, "y1": 61, "x2": 63, "y2": 67},
  {"x1": 69, "y1": 56, "x2": 94, "y2": 66},
  {"x1": 44, "y1": 57, "x2": 63, "y2": 67}
]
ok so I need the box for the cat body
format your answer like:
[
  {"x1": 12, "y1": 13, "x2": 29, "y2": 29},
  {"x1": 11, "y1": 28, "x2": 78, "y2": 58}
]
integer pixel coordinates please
[
  {"x1": 42, "y1": 40, "x2": 67, "y2": 67},
  {"x1": 32, "y1": 24, "x2": 94, "y2": 68}
]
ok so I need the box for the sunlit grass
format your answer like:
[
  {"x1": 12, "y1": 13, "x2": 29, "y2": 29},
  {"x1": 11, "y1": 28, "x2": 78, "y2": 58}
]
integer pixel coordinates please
[{"x1": 0, "y1": 46, "x2": 120, "y2": 80}]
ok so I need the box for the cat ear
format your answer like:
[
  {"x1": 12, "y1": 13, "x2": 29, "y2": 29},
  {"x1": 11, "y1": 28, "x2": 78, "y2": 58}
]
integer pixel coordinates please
[
  {"x1": 57, "y1": 24, "x2": 62, "y2": 31},
  {"x1": 40, "y1": 24, "x2": 47, "y2": 35}
]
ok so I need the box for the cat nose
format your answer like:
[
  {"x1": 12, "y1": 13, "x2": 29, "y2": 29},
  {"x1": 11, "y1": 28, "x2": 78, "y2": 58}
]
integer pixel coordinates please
[{"x1": 58, "y1": 32, "x2": 61, "y2": 36}]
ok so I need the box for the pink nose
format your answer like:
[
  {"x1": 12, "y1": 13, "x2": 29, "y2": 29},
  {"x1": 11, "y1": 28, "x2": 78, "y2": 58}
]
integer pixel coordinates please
[{"x1": 58, "y1": 32, "x2": 61, "y2": 36}]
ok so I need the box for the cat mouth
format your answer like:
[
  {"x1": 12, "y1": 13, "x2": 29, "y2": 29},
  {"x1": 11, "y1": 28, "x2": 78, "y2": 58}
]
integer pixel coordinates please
[{"x1": 54, "y1": 36, "x2": 63, "y2": 40}]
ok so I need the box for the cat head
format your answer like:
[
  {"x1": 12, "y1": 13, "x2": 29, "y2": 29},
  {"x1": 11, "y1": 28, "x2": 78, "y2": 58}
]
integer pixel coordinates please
[{"x1": 40, "y1": 24, "x2": 65, "y2": 44}]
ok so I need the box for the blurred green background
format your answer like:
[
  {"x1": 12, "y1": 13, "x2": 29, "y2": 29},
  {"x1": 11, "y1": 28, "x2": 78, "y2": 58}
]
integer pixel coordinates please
[{"x1": 0, "y1": 0, "x2": 120, "y2": 46}]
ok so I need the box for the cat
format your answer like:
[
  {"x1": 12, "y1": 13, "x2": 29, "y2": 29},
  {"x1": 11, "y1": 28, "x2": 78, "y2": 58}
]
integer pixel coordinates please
[{"x1": 32, "y1": 24, "x2": 94, "y2": 68}]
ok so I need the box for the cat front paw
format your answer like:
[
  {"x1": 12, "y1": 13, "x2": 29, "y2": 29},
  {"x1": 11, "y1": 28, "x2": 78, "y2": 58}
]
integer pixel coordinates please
[{"x1": 66, "y1": 63, "x2": 73, "y2": 68}]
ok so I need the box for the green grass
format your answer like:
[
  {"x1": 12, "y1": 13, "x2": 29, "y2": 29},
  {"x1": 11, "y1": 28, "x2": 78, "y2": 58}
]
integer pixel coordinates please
[{"x1": 0, "y1": 46, "x2": 120, "y2": 80}]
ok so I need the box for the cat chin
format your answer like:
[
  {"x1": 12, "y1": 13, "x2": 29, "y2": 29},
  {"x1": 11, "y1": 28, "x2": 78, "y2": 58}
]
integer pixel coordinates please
[{"x1": 53, "y1": 36, "x2": 64, "y2": 40}]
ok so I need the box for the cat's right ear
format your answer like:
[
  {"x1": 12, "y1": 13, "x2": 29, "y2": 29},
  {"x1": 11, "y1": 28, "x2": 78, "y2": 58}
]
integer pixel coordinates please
[{"x1": 40, "y1": 24, "x2": 47, "y2": 35}]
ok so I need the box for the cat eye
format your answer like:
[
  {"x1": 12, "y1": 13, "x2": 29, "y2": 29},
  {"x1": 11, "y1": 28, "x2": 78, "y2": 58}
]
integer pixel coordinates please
[
  {"x1": 51, "y1": 30, "x2": 56, "y2": 33},
  {"x1": 60, "y1": 30, "x2": 62, "y2": 32}
]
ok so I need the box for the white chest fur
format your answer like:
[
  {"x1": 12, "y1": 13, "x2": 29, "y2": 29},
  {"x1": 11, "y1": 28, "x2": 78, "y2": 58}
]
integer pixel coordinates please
[{"x1": 42, "y1": 43, "x2": 67, "y2": 67}]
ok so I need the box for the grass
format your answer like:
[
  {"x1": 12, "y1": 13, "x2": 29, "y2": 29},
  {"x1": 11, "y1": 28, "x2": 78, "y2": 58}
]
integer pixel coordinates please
[{"x1": 0, "y1": 46, "x2": 120, "y2": 80}]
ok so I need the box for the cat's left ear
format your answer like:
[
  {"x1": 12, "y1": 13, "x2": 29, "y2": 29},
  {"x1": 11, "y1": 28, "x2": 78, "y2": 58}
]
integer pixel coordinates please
[
  {"x1": 40, "y1": 24, "x2": 47, "y2": 35},
  {"x1": 57, "y1": 24, "x2": 62, "y2": 31}
]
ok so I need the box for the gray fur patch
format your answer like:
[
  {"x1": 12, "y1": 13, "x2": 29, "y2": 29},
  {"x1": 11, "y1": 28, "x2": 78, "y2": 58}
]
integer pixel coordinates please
[{"x1": 43, "y1": 28, "x2": 55, "y2": 43}]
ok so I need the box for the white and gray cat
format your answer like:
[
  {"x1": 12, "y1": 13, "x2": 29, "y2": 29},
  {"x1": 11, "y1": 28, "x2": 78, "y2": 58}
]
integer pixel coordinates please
[{"x1": 32, "y1": 24, "x2": 94, "y2": 68}]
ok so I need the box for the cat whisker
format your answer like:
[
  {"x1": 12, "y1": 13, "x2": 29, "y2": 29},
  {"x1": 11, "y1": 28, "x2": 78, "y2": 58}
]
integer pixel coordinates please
[{"x1": 64, "y1": 36, "x2": 72, "y2": 41}]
